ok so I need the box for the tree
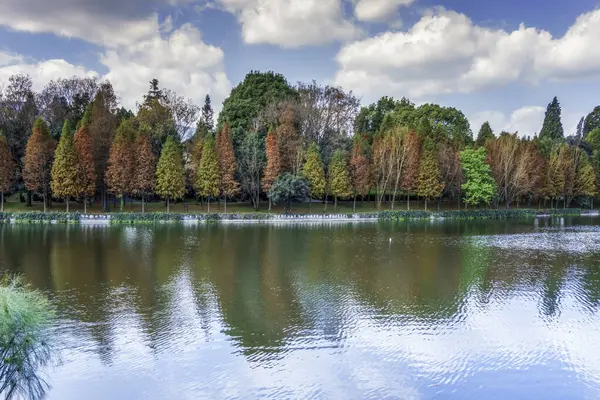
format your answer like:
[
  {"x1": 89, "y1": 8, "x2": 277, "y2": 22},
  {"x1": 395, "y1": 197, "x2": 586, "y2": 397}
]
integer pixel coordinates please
[
  {"x1": 196, "y1": 138, "x2": 220, "y2": 212},
  {"x1": 262, "y1": 129, "x2": 281, "y2": 211},
  {"x1": 302, "y1": 142, "x2": 326, "y2": 211},
  {"x1": 23, "y1": 118, "x2": 56, "y2": 212},
  {"x1": 539, "y1": 97, "x2": 564, "y2": 141},
  {"x1": 354, "y1": 96, "x2": 413, "y2": 141},
  {"x1": 51, "y1": 121, "x2": 79, "y2": 211},
  {"x1": 544, "y1": 146, "x2": 566, "y2": 208},
  {"x1": 106, "y1": 119, "x2": 135, "y2": 211},
  {"x1": 238, "y1": 131, "x2": 265, "y2": 210},
  {"x1": 573, "y1": 154, "x2": 597, "y2": 203},
  {"x1": 402, "y1": 130, "x2": 421, "y2": 210},
  {"x1": 216, "y1": 124, "x2": 239, "y2": 212},
  {"x1": 74, "y1": 117, "x2": 96, "y2": 213},
  {"x1": 155, "y1": 136, "x2": 186, "y2": 212},
  {"x1": 201, "y1": 94, "x2": 214, "y2": 133},
  {"x1": 277, "y1": 105, "x2": 302, "y2": 175},
  {"x1": 418, "y1": 147, "x2": 444, "y2": 211},
  {"x1": 411, "y1": 104, "x2": 473, "y2": 148},
  {"x1": 585, "y1": 127, "x2": 600, "y2": 153},
  {"x1": 0, "y1": 131, "x2": 16, "y2": 211},
  {"x1": 162, "y1": 89, "x2": 200, "y2": 141},
  {"x1": 328, "y1": 150, "x2": 353, "y2": 210},
  {"x1": 476, "y1": 122, "x2": 494, "y2": 147},
  {"x1": 584, "y1": 106, "x2": 600, "y2": 137},
  {"x1": 268, "y1": 173, "x2": 310, "y2": 213},
  {"x1": 350, "y1": 135, "x2": 370, "y2": 212},
  {"x1": 132, "y1": 133, "x2": 156, "y2": 213},
  {"x1": 460, "y1": 148, "x2": 496, "y2": 207}
]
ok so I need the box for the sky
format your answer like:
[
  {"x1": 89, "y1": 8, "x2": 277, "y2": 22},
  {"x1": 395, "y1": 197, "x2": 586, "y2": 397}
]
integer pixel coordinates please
[{"x1": 1, "y1": 0, "x2": 600, "y2": 137}]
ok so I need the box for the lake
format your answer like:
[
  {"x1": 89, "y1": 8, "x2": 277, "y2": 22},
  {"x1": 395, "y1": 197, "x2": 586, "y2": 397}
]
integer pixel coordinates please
[{"x1": 1, "y1": 217, "x2": 600, "y2": 399}]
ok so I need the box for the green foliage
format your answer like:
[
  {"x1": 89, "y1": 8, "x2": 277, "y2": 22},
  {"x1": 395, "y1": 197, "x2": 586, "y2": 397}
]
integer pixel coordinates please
[
  {"x1": 412, "y1": 104, "x2": 473, "y2": 148},
  {"x1": 380, "y1": 208, "x2": 583, "y2": 220},
  {"x1": 585, "y1": 127, "x2": 600, "y2": 152},
  {"x1": 539, "y1": 96, "x2": 564, "y2": 140},
  {"x1": 584, "y1": 106, "x2": 600, "y2": 137},
  {"x1": 417, "y1": 148, "x2": 444, "y2": 203},
  {"x1": 329, "y1": 150, "x2": 353, "y2": 200},
  {"x1": 1, "y1": 212, "x2": 81, "y2": 224},
  {"x1": 302, "y1": 142, "x2": 326, "y2": 199},
  {"x1": 217, "y1": 71, "x2": 296, "y2": 148},
  {"x1": 476, "y1": 122, "x2": 495, "y2": 147},
  {"x1": 196, "y1": 138, "x2": 220, "y2": 199},
  {"x1": 354, "y1": 96, "x2": 414, "y2": 140},
  {"x1": 155, "y1": 136, "x2": 186, "y2": 201},
  {"x1": 0, "y1": 276, "x2": 55, "y2": 400},
  {"x1": 460, "y1": 147, "x2": 496, "y2": 206},
  {"x1": 268, "y1": 173, "x2": 310, "y2": 212},
  {"x1": 51, "y1": 121, "x2": 79, "y2": 203},
  {"x1": 574, "y1": 154, "x2": 597, "y2": 197}
]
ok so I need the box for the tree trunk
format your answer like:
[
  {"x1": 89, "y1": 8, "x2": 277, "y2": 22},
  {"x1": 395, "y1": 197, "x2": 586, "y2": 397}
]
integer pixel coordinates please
[
  {"x1": 142, "y1": 195, "x2": 145, "y2": 213},
  {"x1": 407, "y1": 193, "x2": 410, "y2": 211},
  {"x1": 66, "y1": 197, "x2": 69, "y2": 212},
  {"x1": 27, "y1": 190, "x2": 32, "y2": 207},
  {"x1": 84, "y1": 196, "x2": 88, "y2": 214},
  {"x1": 334, "y1": 196, "x2": 338, "y2": 211},
  {"x1": 43, "y1": 192, "x2": 47, "y2": 213},
  {"x1": 167, "y1": 197, "x2": 170, "y2": 213},
  {"x1": 353, "y1": 195, "x2": 356, "y2": 213},
  {"x1": 1, "y1": 192, "x2": 3, "y2": 212},
  {"x1": 424, "y1": 199, "x2": 428, "y2": 212},
  {"x1": 324, "y1": 194, "x2": 328, "y2": 211},
  {"x1": 268, "y1": 198, "x2": 272, "y2": 212},
  {"x1": 224, "y1": 196, "x2": 227, "y2": 213},
  {"x1": 120, "y1": 196, "x2": 124, "y2": 212}
]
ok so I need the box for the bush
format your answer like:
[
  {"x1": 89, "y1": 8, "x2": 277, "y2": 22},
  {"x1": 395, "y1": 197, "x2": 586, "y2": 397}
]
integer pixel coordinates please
[
  {"x1": 379, "y1": 208, "x2": 583, "y2": 221},
  {"x1": 1, "y1": 212, "x2": 81, "y2": 224}
]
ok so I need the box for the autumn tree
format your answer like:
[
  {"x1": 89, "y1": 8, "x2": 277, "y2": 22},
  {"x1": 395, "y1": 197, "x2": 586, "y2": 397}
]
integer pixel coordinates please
[
  {"x1": 544, "y1": 147, "x2": 566, "y2": 208},
  {"x1": 460, "y1": 147, "x2": 496, "y2": 207},
  {"x1": 372, "y1": 126, "x2": 406, "y2": 209},
  {"x1": 262, "y1": 129, "x2": 281, "y2": 211},
  {"x1": 0, "y1": 131, "x2": 16, "y2": 211},
  {"x1": 302, "y1": 142, "x2": 326, "y2": 211},
  {"x1": 23, "y1": 118, "x2": 56, "y2": 212},
  {"x1": 156, "y1": 136, "x2": 186, "y2": 212},
  {"x1": 74, "y1": 116, "x2": 96, "y2": 214},
  {"x1": 105, "y1": 119, "x2": 135, "y2": 211},
  {"x1": 329, "y1": 150, "x2": 353, "y2": 210},
  {"x1": 196, "y1": 138, "x2": 220, "y2": 212},
  {"x1": 350, "y1": 135, "x2": 370, "y2": 212},
  {"x1": 132, "y1": 133, "x2": 156, "y2": 212},
  {"x1": 402, "y1": 130, "x2": 421, "y2": 210},
  {"x1": 277, "y1": 105, "x2": 302, "y2": 175},
  {"x1": 51, "y1": 121, "x2": 79, "y2": 211},
  {"x1": 418, "y1": 145, "x2": 444, "y2": 211},
  {"x1": 216, "y1": 124, "x2": 239, "y2": 212}
]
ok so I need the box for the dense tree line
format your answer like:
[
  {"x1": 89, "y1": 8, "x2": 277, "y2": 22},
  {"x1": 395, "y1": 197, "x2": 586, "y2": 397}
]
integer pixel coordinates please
[{"x1": 0, "y1": 72, "x2": 598, "y2": 212}]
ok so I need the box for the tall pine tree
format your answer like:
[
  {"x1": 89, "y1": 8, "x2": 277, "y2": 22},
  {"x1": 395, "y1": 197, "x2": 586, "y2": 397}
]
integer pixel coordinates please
[
  {"x1": 0, "y1": 131, "x2": 15, "y2": 212},
  {"x1": 476, "y1": 122, "x2": 495, "y2": 147},
  {"x1": 196, "y1": 138, "x2": 220, "y2": 212},
  {"x1": 302, "y1": 142, "x2": 326, "y2": 211},
  {"x1": 23, "y1": 118, "x2": 56, "y2": 212},
  {"x1": 156, "y1": 136, "x2": 186, "y2": 212},
  {"x1": 216, "y1": 124, "x2": 239, "y2": 212},
  {"x1": 105, "y1": 119, "x2": 134, "y2": 211},
  {"x1": 539, "y1": 97, "x2": 564, "y2": 141},
  {"x1": 51, "y1": 121, "x2": 79, "y2": 211}
]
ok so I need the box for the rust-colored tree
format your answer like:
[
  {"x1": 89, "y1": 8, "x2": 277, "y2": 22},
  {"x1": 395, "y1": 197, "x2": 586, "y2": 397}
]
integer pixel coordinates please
[
  {"x1": 0, "y1": 131, "x2": 16, "y2": 212},
  {"x1": 216, "y1": 123, "x2": 240, "y2": 212},
  {"x1": 350, "y1": 135, "x2": 370, "y2": 212},
  {"x1": 23, "y1": 118, "x2": 56, "y2": 212},
  {"x1": 401, "y1": 130, "x2": 421, "y2": 210},
  {"x1": 105, "y1": 119, "x2": 134, "y2": 211},
  {"x1": 277, "y1": 105, "x2": 302, "y2": 175},
  {"x1": 74, "y1": 118, "x2": 97, "y2": 213},
  {"x1": 263, "y1": 128, "x2": 281, "y2": 211},
  {"x1": 132, "y1": 133, "x2": 156, "y2": 213}
]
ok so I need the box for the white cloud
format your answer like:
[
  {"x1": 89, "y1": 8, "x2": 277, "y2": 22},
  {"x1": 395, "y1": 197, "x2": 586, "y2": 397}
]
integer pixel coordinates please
[
  {"x1": 470, "y1": 106, "x2": 583, "y2": 138},
  {"x1": 334, "y1": 8, "x2": 600, "y2": 100},
  {"x1": 215, "y1": 0, "x2": 362, "y2": 47},
  {"x1": 354, "y1": 0, "x2": 415, "y2": 23}
]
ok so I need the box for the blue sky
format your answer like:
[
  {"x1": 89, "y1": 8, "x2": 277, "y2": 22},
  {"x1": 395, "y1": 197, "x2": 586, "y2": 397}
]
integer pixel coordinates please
[{"x1": 1, "y1": 0, "x2": 600, "y2": 137}]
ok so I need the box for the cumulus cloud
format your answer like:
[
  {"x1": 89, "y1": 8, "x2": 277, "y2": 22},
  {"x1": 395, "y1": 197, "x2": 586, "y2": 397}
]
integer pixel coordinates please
[
  {"x1": 469, "y1": 106, "x2": 584, "y2": 138},
  {"x1": 354, "y1": 0, "x2": 415, "y2": 23},
  {"x1": 0, "y1": 0, "x2": 232, "y2": 113},
  {"x1": 215, "y1": 0, "x2": 362, "y2": 47},
  {"x1": 334, "y1": 8, "x2": 600, "y2": 100}
]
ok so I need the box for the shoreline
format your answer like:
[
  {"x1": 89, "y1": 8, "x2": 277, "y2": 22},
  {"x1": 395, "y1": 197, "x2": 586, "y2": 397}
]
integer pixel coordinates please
[{"x1": 0, "y1": 209, "x2": 597, "y2": 224}]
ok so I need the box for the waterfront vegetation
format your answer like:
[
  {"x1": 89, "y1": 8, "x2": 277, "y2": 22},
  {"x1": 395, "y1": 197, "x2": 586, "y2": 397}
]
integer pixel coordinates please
[
  {"x1": 0, "y1": 276, "x2": 55, "y2": 400},
  {"x1": 1, "y1": 73, "x2": 599, "y2": 216}
]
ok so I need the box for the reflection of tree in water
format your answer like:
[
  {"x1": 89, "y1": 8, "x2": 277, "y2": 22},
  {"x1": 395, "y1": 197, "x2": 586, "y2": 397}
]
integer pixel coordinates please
[{"x1": 0, "y1": 277, "x2": 56, "y2": 400}]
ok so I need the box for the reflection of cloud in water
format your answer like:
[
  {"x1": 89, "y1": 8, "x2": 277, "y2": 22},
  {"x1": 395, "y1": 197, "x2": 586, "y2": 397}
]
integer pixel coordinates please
[{"x1": 470, "y1": 226, "x2": 600, "y2": 254}]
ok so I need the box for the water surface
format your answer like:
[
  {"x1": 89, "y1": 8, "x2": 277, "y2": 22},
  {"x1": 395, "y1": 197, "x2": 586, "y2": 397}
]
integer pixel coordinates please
[{"x1": 1, "y1": 217, "x2": 600, "y2": 399}]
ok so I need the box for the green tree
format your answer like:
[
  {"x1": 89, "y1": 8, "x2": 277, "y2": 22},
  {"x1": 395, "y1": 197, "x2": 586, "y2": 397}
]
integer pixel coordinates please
[
  {"x1": 328, "y1": 150, "x2": 353, "y2": 210},
  {"x1": 354, "y1": 96, "x2": 414, "y2": 141},
  {"x1": 539, "y1": 96, "x2": 564, "y2": 141},
  {"x1": 574, "y1": 154, "x2": 597, "y2": 202},
  {"x1": 476, "y1": 122, "x2": 495, "y2": 147},
  {"x1": 302, "y1": 142, "x2": 326, "y2": 211},
  {"x1": 418, "y1": 147, "x2": 445, "y2": 211},
  {"x1": 218, "y1": 71, "x2": 296, "y2": 149},
  {"x1": 412, "y1": 104, "x2": 473, "y2": 148},
  {"x1": 460, "y1": 147, "x2": 496, "y2": 207},
  {"x1": 51, "y1": 121, "x2": 79, "y2": 211},
  {"x1": 196, "y1": 138, "x2": 220, "y2": 212},
  {"x1": 584, "y1": 106, "x2": 600, "y2": 137},
  {"x1": 268, "y1": 173, "x2": 310, "y2": 213},
  {"x1": 585, "y1": 127, "x2": 600, "y2": 152},
  {"x1": 73, "y1": 116, "x2": 96, "y2": 214},
  {"x1": 0, "y1": 131, "x2": 16, "y2": 212},
  {"x1": 155, "y1": 136, "x2": 185, "y2": 212}
]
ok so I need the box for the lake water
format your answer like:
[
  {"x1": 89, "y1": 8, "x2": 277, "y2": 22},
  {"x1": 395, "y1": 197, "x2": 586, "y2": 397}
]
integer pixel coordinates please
[{"x1": 1, "y1": 217, "x2": 600, "y2": 399}]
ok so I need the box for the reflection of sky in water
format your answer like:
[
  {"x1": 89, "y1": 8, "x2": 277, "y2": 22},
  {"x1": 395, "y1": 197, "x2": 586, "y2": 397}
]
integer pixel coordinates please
[{"x1": 1, "y1": 218, "x2": 599, "y2": 399}]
